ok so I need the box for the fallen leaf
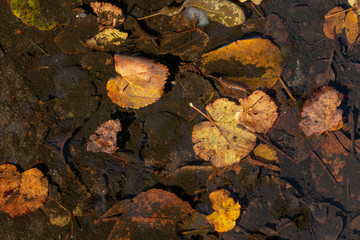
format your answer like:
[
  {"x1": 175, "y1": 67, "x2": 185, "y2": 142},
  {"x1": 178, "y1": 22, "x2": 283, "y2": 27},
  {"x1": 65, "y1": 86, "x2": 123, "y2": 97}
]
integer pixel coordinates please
[
  {"x1": 235, "y1": 90, "x2": 278, "y2": 133},
  {"x1": 323, "y1": 7, "x2": 358, "y2": 46},
  {"x1": 201, "y1": 39, "x2": 283, "y2": 91},
  {"x1": 42, "y1": 199, "x2": 71, "y2": 227},
  {"x1": 141, "y1": 0, "x2": 245, "y2": 27},
  {"x1": 103, "y1": 189, "x2": 196, "y2": 240},
  {"x1": 7, "y1": 0, "x2": 82, "y2": 30},
  {"x1": 0, "y1": 164, "x2": 48, "y2": 218},
  {"x1": 299, "y1": 87, "x2": 343, "y2": 137},
  {"x1": 83, "y1": 28, "x2": 128, "y2": 51},
  {"x1": 253, "y1": 144, "x2": 278, "y2": 163},
  {"x1": 239, "y1": 0, "x2": 263, "y2": 5},
  {"x1": 107, "y1": 55, "x2": 169, "y2": 109},
  {"x1": 90, "y1": 2, "x2": 125, "y2": 27},
  {"x1": 206, "y1": 189, "x2": 241, "y2": 232},
  {"x1": 192, "y1": 98, "x2": 257, "y2": 167},
  {"x1": 87, "y1": 119, "x2": 122, "y2": 154}
]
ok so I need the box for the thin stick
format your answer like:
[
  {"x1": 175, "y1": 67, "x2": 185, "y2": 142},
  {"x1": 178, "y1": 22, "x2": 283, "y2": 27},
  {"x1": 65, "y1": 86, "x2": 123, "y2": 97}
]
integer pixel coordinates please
[
  {"x1": 36, "y1": 131, "x2": 44, "y2": 149},
  {"x1": 278, "y1": 77, "x2": 296, "y2": 101},
  {"x1": 25, "y1": 37, "x2": 47, "y2": 55},
  {"x1": 324, "y1": 7, "x2": 356, "y2": 19},
  {"x1": 325, "y1": 49, "x2": 335, "y2": 81},
  {"x1": 251, "y1": 3, "x2": 265, "y2": 19},
  {"x1": 189, "y1": 102, "x2": 215, "y2": 125},
  {"x1": 310, "y1": 149, "x2": 338, "y2": 184}
]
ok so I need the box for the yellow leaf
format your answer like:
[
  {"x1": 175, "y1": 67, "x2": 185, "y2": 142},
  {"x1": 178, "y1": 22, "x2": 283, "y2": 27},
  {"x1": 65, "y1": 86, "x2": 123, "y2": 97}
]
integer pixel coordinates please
[
  {"x1": 253, "y1": 144, "x2": 278, "y2": 163},
  {"x1": 192, "y1": 98, "x2": 256, "y2": 167},
  {"x1": 84, "y1": 29, "x2": 128, "y2": 51},
  {"x1": 106, "y1": 55, "x2": 169, "y2": 109},
  {"x1": 201, "y1": 39, "x2": 283, "y2": 91},
  {"x1": 344, "y1": 10, "x2": 359, "y2": 46},
  {"x1": 206, "y1": 189, "x2": 240, "y2": 232},
  {"x1": 235, "y1": 90, "x2": 278, "y2": 133}
]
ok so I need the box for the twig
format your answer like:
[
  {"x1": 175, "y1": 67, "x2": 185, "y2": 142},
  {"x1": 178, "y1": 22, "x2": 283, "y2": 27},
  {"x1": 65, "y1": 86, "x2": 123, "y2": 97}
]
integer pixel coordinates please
[
  {"x1": 278, "y1": 77, "x2": 296, "y2": 101},
  {"x1": 25, "y1": 37, "x2": 47, "y2": 55},
  {"x1": 324, "y1": 7, "x2": 356, "y2": 19},
  {"x1": 310, "y1": 149, "x2": 338, "y2": 184},
  {"x1": 251, "y1": 3, "x2": 265, "y2": 19}
]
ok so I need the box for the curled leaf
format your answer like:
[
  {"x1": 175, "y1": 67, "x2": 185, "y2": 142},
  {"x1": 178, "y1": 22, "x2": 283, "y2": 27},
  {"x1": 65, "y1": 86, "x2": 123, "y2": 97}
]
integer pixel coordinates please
[
  {"x1": 107, "y1": 55, "x2": 169, "y2": 109},
  {"x1": 201, "y1": 39, "x2": 283, "y2": 91},
  {"x1": 299, "y1": 87, "x2": 343, "y2": 137},
  {"x1": 0, "y1": 164, "x2": 48, "y2": 218},
  {"x1": 235, "y1": 90, "x2": 278, "y2": 133},
  {"x1": 206, "y1": 189, "x2": 241, "y2": 232},
  {"x1": 192, "y1": 98, "x2": 256, "y2": 167}
]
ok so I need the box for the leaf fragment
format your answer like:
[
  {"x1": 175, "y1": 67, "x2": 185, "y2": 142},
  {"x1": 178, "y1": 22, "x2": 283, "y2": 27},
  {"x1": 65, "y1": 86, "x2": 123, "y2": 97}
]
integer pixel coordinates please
[
  {"x1": 235, "y1": 90, "x2": 278, "y2": 133},
  {"x1": 106, "y1": 55, "x2": 169, "y2": 109},
  {"x1": 201, "y1": 39, "x2": 283, "y2": 91},
  {"x1": 206, "y1": 189, "x2": 241, "y2": 232},
  {"x1": 192, "y1": 98, "x2": 257, "y2": 167},
  {"x1": 0, "y1": 164, "x2": 48, "y2": 218},
  {"x1": 90, "y1": 2, "x2": 125, "y2": 27},
  {"x1": 299, "y1": 87, "x2": 343, "y2": 137}
]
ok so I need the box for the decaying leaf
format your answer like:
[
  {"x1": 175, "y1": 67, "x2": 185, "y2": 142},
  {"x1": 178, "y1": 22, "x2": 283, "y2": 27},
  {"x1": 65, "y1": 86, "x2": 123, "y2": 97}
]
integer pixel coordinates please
[
  {"x1": 192, "y1": 98, "x2": 257, "y2": 167},
  {"x1": 0, "y1": 164, "x2": 48, "y2": 218},
  {"x1": 141, "y1": 0, "x2": 245, "y2": 27},
  {"x1": 201, "y1": 39, "x2": 283, "y2": 91},
  {"x1": 235, "y1": 90, "x2": 278, "y2": 133},
  {"x1": 323, "y1": 7, "x2": 358, "y2": 46},
  {"x1": 87, "y1": 119, "x2": 122, "y2": 154},
  {"x1": 107, "y1": 55, "x2": 169, "y2": 109},
  {"x1": 7, "y1": 0, "x2": 82, "y2": 30},
  {"x1": 206, "y1": 189, "x2": 241, "y2": 232},
  {"x1": 90, "y1": 2, "x2": 125, "y2": 27},
  {"x1": 42, "y1": 199, "x2": 71, "y2": 227},
  {"x1": 299, "y1": 87, "x2": 343, "y2": 137},
  {"x1": 84, "y1": 28, "x2": 128, "y2": 51},
  {"x1": 103, "y1": 189, "x2": 196, "y2": 240}
]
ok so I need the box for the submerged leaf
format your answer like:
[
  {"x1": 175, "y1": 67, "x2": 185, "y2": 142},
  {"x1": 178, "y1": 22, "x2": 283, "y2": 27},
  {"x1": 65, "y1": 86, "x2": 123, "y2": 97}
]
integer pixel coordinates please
[
  {"x1": 107, "y1": 55, "x2": 169, "y2": 109},
  {"x1": 142, "y1": 0, "x2": 245, "y2": 27},
  {"x1": 7, "y1": 0, "x2": 82, "y2": 30},
  {"x1": 192, "y1": 98, "x2": 256, "y2": 167},
  {"x1": 0, "y1": 164, "x2": 48, "y2": 218},
  {"x1": 90, "y1": 2, "x2": 125, "y2": 27},
  {"x1": 201, "y1": 39, "x2": 283, "y2": 91},
  {"x1": 87, "y1": 119, "x2": 122, "y2": 154},
  {"x1": 84, "y1": 28, "x2": 128, "y2": 51},
  {"x1": 206, "y1": 189, "x2": 241, "y2": 232},
  {"x1": 299, "y1": 87, "x2": 343, "y2": 137}
]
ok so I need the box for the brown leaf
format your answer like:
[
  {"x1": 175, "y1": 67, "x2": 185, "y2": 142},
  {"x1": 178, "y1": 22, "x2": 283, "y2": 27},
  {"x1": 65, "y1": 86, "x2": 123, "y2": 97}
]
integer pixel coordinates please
[
  {"x1": 235, "y1": 90, "x2": 278, "y2": 133},
  {"x1": 87, "y1": 119, "x2": 122, "y2": 154},
  {"x1": 90, "y1": 2, "x2": 125, "y2": 27},
  {"x1": 299, "y1": 87, "x2": 343, "y2": 137},
  {"x1": 0, "y1": 164, "x2": 48, "y2": 218},
  {"x1": 104, "y1": 189, "x2": 195, "y2": 240},
  {"x1": 106, "y1": 55, "x2": 170, "y2": 109}
]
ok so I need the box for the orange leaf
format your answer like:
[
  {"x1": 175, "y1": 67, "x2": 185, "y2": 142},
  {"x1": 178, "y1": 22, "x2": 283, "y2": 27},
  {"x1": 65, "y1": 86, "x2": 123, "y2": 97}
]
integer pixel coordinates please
[
  {"x1": 299, "y1": 87, "x2": 343, "y2": 137},
  {"x1": 107, "y1": 55, "x2": 170, "y2": 109},
  {"x1": 235, "y1": 90, "x2": 278, "y2": 133},
  {"x1": 0, "y1": 164, "x2": 48, "y2": 218}
]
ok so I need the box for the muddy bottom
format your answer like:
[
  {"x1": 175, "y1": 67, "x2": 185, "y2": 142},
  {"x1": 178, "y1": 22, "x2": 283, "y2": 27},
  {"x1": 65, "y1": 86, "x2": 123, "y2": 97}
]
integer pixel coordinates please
[{"x1": 1, "y1": 0, "x2": 360, "y2": 239}]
